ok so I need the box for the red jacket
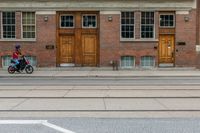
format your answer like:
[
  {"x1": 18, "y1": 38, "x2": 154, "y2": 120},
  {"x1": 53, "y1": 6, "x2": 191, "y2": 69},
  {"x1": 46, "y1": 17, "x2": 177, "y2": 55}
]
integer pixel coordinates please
[{"x1": 12, "y1": 51, "x2": 21, "y2": 59}]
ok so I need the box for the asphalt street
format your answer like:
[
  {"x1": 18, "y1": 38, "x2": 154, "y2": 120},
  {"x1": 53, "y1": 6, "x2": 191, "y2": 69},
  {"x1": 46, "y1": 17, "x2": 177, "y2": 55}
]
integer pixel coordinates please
[{"x1": 0, "y1": 118, "x2": 200, "y2": 133}]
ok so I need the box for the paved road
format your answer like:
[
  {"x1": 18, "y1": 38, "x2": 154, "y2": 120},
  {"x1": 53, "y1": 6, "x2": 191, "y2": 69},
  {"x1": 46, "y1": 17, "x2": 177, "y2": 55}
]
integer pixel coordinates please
[
  {"x1": 1, "y1": 76, "x2": 200, "y2": 86},
  {"x1": 0, "y1": 118, "x2": 200, "y2": 133}
]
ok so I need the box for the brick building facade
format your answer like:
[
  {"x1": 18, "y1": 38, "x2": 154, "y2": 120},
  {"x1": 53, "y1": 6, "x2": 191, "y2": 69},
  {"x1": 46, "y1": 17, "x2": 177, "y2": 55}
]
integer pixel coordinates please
[{"x1": 0, "y1": 0, "x2": 198, "y2": 68}]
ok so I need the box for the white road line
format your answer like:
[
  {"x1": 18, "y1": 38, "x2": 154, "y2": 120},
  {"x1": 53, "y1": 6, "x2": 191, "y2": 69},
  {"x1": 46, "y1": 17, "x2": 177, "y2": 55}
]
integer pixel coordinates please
[
  {"x1": 0, "y1": 120, "x2": 47, "y2": 124},
  {"x1": 42, "y1": 121, "x2": 75, "y2": 133},
  {"x1": 0, "y1": 120, "x2": 76, "y2": 133}
]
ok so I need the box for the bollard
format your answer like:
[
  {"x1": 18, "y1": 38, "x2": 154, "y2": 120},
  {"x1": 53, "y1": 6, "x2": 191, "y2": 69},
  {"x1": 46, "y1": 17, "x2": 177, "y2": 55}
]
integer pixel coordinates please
[{"x1": 110, "y1": 60, "x2": 118, "y2": 71}]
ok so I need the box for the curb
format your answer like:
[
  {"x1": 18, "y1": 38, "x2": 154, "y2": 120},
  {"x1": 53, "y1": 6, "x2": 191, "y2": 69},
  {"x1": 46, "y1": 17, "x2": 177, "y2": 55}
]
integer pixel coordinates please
[{"x1": 1, "y1": 75, "x2": 200, "y2": 78}]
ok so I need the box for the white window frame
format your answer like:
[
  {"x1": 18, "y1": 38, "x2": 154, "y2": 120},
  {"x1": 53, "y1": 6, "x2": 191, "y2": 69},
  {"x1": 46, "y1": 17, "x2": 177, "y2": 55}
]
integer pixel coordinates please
[
  {"x1": 82, "y1": 14, "x2": 97, "y2": 28},
  {"x1": 159, "y1": 14, "x2": 175, "y2": 28},
  {"x1": 60, "y1": 14, "x2": 74, "y2": 28},
  {"x1": 120, "y1": 56, "x2": 135, "y2": 69},
  {"x1": 140, "y1": 11, "x2": 155, "y2": 39},
  {"x1": 120, "y1": 11, "x2": 135, "y2": 41},
  {"x1": 140, "y1": 56, "x2": 155, "y2": 68},
  {"x1": 21, "y1": 12, "x2": 36, "y2": 39},
  {"x1": 26, "y1": 55, "x2": 37, "y2": 67},
  {"x1": 1, "y1": 11, "x2": 16, "y2": 39},
  {"x1": 1, "y1": 55, "x2": 11, "y2": 68}
]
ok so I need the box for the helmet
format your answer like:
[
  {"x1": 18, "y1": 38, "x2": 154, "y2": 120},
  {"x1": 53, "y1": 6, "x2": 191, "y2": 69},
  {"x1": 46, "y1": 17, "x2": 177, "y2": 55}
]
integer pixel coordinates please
[{"x1": 15, "y1": 44, "x2": 21, "y2": 50}]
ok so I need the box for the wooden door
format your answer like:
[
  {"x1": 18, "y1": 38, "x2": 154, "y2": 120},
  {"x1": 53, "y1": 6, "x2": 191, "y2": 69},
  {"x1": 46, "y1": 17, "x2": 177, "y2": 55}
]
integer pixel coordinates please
[
  {"x1": 59, "y1": 35, "x2": 75, "y2": 64},
  {"x1": 159, "y1": 35, "x2": 175, "y2": 63},
  {"x1": 82, "y1": 35, "x2": 97, "y2": 66},
  {"x1": 57, "y1": 12, "x2": 99, "y2": 67}
]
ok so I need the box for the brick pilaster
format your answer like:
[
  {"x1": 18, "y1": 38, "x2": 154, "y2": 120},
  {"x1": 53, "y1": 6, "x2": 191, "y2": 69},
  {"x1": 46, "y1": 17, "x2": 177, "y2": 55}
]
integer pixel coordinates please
[{"x1": 15, "y1": 12, "x2": 21, "y2": 39}]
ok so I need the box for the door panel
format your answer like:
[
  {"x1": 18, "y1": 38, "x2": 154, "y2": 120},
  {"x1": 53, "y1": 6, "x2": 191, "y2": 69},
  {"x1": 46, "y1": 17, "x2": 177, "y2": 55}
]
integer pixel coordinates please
[
  {"x1": 60, "y1": 35, "x2": 75, "y2": 63},
  {"x1": 82, "y1": 35, "x2": 97, "y2": 66},
  {"x1": 159, "y1": 35, "x2": 175, "y2": 63}
]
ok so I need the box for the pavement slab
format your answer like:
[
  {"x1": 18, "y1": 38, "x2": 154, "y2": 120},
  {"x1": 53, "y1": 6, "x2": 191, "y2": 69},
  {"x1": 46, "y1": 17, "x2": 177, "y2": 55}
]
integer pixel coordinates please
[
  {"x1": 105, "y1": 90, "x2": 191, "y2": 97},
  {"x1": 1, "y1": 87, "x2": 200, "y2": 98},
  {"x1": 157, "y1": 98, "x2": 200, "y2": 110},
  {"x1": 109, "y1": 86, "x2": 200, "y2": 90},
  {"x1": 0, "y1": 99, "x2": 26, "y2": 110},
  {"x1": 54, "y1": 71, "x2": 90, "y2": 77},
  {"x1": 35, "y1": 86, "x2": 74, "y2": 90},
  {"x1": 0, "y1": 90, "x2": 30, "y2": 97},
  {"x1": 0, "y1": 86, "x2": 38, "y2": 90},
  {"x1": 13, "y1": 98, "x2": 105, "y2": 110},
  {"x1": 24, "y1": 90, "x2": 69, "y2": 97},
  {"x1": 65, "y1": 90, "x2": 108, "y2": 97},
  {"x1": 73, "y1": 86, "x2": 109, "y2": 90},
  {"x1": 104, "y1": 98, "x2": 167, "y2": 110}
]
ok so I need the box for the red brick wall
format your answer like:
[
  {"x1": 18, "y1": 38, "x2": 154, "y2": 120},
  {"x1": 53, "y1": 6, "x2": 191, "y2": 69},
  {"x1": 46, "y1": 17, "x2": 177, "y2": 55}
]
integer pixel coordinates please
[
  {"x1": 198, "y1": 0, "x2": 200, "y2": 45},
  {"x1": 175, "y1": 10, "x2": 197, "y2": 67},
  {"x1": 0, "y1": 10, "x2": 198, "y2": 68},
  {"x1": 0, "y1": 12, "x2": 56, "y2": 67},
  {"x1": 100, "y1": 13, "x2": 158, "y2": 67},
  {"x1": 197, "y1": 0, "x2": 200, "y2": 68},
  {"x1": 100, "y1": 14, "x2": 120, "y2": 66},
  {"x1": 135, "y1": 12, "x2": 140, "y2": 39},
  {"x1": 0, "y1": 12, "x2": 1, "y2": 39},
  {"x1": 35, "y1": 14, "x2": 56, "y2": 67},
  {"x1": 16, "y1": 12, "x2": 21, "y2": 39}
]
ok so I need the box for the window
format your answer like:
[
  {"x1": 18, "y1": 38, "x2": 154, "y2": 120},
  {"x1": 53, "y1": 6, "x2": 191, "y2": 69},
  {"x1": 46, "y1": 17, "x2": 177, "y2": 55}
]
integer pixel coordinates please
[
  {"x1": 121, "y1": 56, "x2": 134, "y2": 68},
  {"x1": 1, "y1": 55, "x2": 11, "y2": 68},
  {"x1": 60, "y1": 15, "x2": 74, "y2": 28},
  {"x1": 2, "y1": 12, "x2": 16, "y2": 38},
  {"x1": 141, "y1": 12, "x2": 154, "y2": 38},
  {"x1": 22, "y1": 12, "x2": 36, "y2": 39},
  {"x1": 160, "y1": 14, "x2": 174, "y2": 27},
  {"x1": 141, "y1": 56, "x2": 155, "y2": 68},
  {"x1": 121, "y1": 12, "x2": 134, "y2": 39},
  {"x1": 26, "y1": 56, "x2": 37, "y2": 66},
  {"x1": 82, "y1": 15, "x2": 97, "y2": 28}
]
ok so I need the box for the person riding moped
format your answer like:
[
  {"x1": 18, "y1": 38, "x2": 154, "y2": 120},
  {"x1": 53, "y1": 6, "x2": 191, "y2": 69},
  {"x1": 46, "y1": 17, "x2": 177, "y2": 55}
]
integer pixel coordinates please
[{"x1": 12, "y1": 44, "x2": 22, "y2": 71}]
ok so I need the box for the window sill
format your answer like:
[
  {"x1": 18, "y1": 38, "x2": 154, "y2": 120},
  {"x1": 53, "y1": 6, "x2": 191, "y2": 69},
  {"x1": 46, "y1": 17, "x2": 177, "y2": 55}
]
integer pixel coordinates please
[
  {"x1": 120, "y1": 39, "x2": 159, "y2": 42},
  {"x1": 0, "y1": 39, "x2": 36, "y2": 42}
]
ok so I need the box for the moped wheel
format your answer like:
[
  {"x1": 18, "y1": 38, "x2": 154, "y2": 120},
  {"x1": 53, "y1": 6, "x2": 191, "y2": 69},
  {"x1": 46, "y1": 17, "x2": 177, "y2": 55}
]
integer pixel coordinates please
[
  {"x1": 25, "y1": 65, "x2": 34, "y2": 74},
  {"x1": 8, "y1": 66, "x2": 15, "y2": 74}
]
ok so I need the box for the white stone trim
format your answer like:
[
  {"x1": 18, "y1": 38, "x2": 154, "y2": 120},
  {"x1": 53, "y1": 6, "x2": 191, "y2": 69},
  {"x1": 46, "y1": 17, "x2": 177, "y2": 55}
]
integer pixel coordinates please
[
  {"x1": 100, "y1": 11, "x2": 120, "y2": 15},
  {"x1": 36, "y1": 11, "x2": 56, "y2": 15},
  {"x1": 193, "y1": 0, "x2": 197, "y2": 9},
  {"x1": 176, "y1": 11, "x2": 189, "y2": 15},
  {"x1": 196, "y1": 45, "x2": 200, "y2": 52}
]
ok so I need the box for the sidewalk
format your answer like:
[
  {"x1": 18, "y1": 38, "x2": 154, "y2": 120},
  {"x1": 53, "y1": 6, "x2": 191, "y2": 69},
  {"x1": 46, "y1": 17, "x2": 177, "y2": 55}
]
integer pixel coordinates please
[
  {"x1": 1, "y1": 67, "x2": 200, "y2": 118},
  {"x1": 0, "y1": 67, "x2": 200, "y2": 77}
]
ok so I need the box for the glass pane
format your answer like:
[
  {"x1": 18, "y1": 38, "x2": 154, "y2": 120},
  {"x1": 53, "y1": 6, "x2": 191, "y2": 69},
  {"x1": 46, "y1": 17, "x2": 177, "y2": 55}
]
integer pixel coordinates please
[
  {"x1": 122, "y1": 32, "x2": 126, "y2": 38},
  {"x1": 121, "y1": 56, "x2": 134, "y2": 68},
  {"x1": 121, "y1": 12, "x2": 134, "y2": 39},
  {"x1": 83, "y1": 15, "x2": 96, "y2": 28},
  {"x1": 141, "y1": 56, "x2": 154, "y2": 67},
  {"x1": 170, "y1": 21, "x2": 174, "y2": 26},
  {"x1": 160, "y1": 21, "x2": 164, "y2": 26},
  {"x1": 122, "y1": 26, "x2": 125, "y2": 31},
  {"x1": 160, "y1": 14, "x2": 174, "y2": 27},
  {"x1": 26, "y1": 56, "x2": 37, "y2": 66},
  {"x1": 60, "y1": 15, "x2": 74, "y2": 28},
  {"x1": 130, "y1": 32, "x2": 134, "y2": 38},
  {"x1": 2, "y1": 55, "x2": 11, "y2": 68}
]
